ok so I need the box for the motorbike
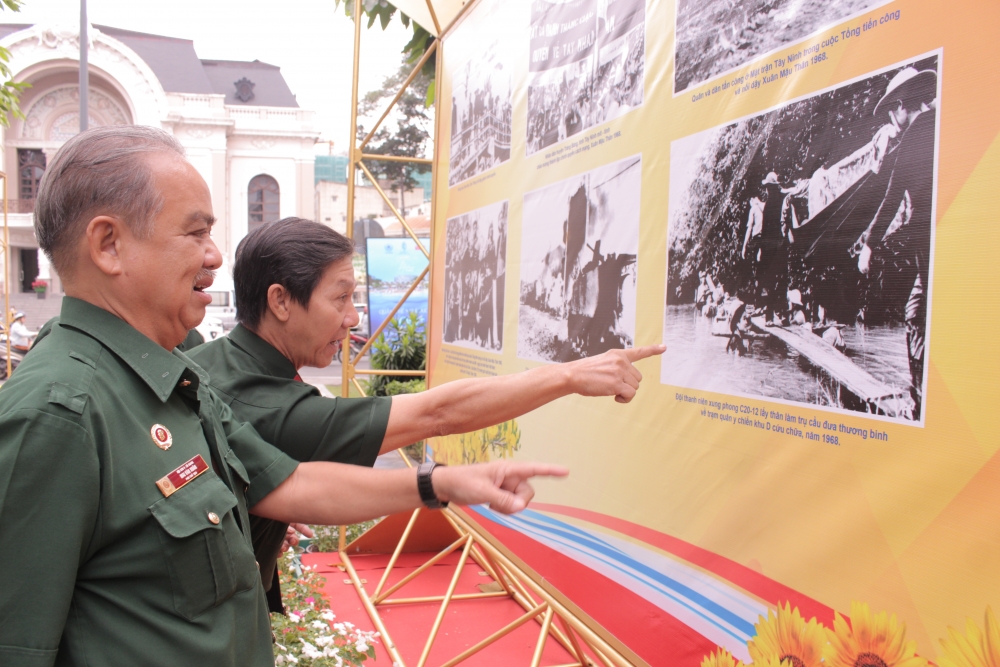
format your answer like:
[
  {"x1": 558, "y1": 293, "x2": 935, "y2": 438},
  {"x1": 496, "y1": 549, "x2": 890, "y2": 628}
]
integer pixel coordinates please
[{"x1": 334, "y1": 331, "x2": 369, "y2": 360}]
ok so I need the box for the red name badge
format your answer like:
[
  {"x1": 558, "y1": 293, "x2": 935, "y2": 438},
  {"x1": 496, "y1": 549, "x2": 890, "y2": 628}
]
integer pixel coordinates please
[{"x1": 156, "y1": 455, "x2": 210, "y2": 497}]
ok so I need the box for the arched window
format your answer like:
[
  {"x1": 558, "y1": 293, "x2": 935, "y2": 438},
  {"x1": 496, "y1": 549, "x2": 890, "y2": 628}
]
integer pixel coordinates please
[
  {"x1": 18, "y1": 149, "x2": 46, "y2": 202},
  {"x1": 248, "y1": 174, "x2": 280, "y2": 233}
]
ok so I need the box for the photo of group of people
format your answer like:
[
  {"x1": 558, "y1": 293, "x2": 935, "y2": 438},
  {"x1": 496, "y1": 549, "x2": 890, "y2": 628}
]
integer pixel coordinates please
[
  {"x1": 673, "y1": 0, "x2": 893, "y2": 94},
  {"x1": 526, "y1": 0, "x2": 645, "y2": 155},
  {"x1": 519, "y1": 156, "x2": 641, "y2": 363},
  {"x1": 443, "y1": 201, "x2": 509, "y2": 353},
  {"x1": 448, "y1": 0, "x2": 514, "y2": 186},
  {"x1": 662, "y1": 54, "x2": 939, "y2": 424}
]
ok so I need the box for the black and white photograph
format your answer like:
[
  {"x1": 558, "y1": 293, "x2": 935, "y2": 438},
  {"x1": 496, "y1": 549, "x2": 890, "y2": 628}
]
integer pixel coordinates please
[
  {"x1": 520, "y1": 155, "x2": 641, "y2": 362},
  {"x1": 526, "y1": 0, "x2": 645, "y2": 156},
  {"x1": 448, "y1": 0, "x2": 515, "y2": 187},
  {"x1": 662, "y1": 54, "x2": 940, "y2": 424},
  {"x1": 673, "y1": 0, "x2": 895, "y2": 95},
  {"x1": 443, "y1": 200, "x2": 509, "y2": 353}
]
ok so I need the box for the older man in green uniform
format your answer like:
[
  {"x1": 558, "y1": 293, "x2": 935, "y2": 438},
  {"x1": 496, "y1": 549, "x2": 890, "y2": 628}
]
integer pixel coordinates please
[
  {"x1": 189, "y1": 218, "x2": 665, "y2": 612},
  {"x1": 0, "y1": 126, "x2": 566, "y2": 667}
]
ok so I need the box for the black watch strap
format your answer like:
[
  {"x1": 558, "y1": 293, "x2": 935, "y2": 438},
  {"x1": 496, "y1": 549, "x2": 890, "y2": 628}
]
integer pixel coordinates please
[{"x1": 417, "y1": 461, "x2": 448, "y2": 509}]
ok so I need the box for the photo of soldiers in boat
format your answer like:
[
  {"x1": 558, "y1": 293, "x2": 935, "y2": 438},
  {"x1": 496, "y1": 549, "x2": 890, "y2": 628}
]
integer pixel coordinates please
[
  {"x1": 526, "y1": 0, "x2": 645, "y2": 156},
  {"x1": 448, "y1": 0, "x2": 514, "y2": 187},
  {"x1": 663, "y1": 54, "x2": 939, "y2": 423},
  {"x1": 520, "y1": 156, "x2": 640, "y2": 363},
  {"x1": 443, "y1": 201, "x2": 509, "y2": 353},
  {"x1": 673, "y1": 0, "x2": 895, "y2": 94}
]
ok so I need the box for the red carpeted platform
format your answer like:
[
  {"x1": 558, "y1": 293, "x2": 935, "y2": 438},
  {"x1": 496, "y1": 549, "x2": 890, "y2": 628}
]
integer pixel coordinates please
[{"x1": 303, "y1": 550, "x2": 579, "y2": 665}]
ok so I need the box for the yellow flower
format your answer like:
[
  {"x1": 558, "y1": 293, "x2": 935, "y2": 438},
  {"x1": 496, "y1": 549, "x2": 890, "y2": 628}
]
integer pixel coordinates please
[
  {"x1": 825, "y1": 601, "x2": 928, "y2": 667},
  {"x1": 753, "y1": 658, "x2": 796, "y2": 667},
  {"x1": 701, "y1": 647, "x2": 745, "y2": 667},
  {"x1": 747, "y1": 602, "x2": 827, "y2": 667},
  {"x1": 939, "y1": 606, "x2": 1000, "y2": 667}
]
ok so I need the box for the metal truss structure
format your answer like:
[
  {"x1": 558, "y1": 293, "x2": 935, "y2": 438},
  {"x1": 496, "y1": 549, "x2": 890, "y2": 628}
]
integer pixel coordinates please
[
  {"x1": 1, "y1": 173, "x2": 11, "y2": 379},
  {"x1": 336, "y1": 2, "x2": 643, "y2": 665},
  {"x1": 339, "y1": 506, "x2": 642, "y2": 667}
]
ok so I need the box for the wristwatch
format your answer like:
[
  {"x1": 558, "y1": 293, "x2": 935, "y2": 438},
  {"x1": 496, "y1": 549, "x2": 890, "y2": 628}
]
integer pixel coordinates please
[{"x1": 417, "y1": 461, "x2": 449, "y2": 509}]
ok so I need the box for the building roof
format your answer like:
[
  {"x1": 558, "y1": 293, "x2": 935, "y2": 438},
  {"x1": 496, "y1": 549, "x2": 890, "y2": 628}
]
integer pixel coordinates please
[
  {"x1": 94, "y1": 24, "x2": 215, "y2": 95},
  {"x1": 200, "y1": 59, "x2": 297, "y2": 107},
  {"x1": 0, "y1": 23, "x2": 298, "y2": 107}
]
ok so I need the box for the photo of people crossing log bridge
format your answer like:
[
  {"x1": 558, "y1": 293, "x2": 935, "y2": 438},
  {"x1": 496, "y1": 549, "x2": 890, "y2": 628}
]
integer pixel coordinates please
[{"x1": 749, "y1": 316, "x2": 910, "y2": 419}]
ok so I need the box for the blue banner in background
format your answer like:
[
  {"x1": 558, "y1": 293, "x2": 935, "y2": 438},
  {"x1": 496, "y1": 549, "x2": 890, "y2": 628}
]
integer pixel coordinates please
[{"x1": 366, "y1": 237, "x2": 430, "y2": 337}]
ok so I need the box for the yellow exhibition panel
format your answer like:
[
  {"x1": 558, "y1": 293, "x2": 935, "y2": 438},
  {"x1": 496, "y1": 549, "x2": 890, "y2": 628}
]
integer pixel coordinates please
[{"x1": 422, "y1": 0, "x2": 1000, "y2": 663}]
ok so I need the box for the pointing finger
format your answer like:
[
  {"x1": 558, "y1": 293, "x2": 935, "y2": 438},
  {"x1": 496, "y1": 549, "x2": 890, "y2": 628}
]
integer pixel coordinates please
[{"x1": 624, "y1": 344, "x2": 666, "y2": 362}]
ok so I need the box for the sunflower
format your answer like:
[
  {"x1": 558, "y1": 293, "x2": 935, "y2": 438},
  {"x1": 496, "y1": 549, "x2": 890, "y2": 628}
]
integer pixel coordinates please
[
  {"x1": 939, "y1": 606, "x2": 1000, "y2": 667},
  {"x1": 701, "y1": 647, "x2": 745, "y2": 667},
  {"x1": 747, "y1": 602, "x2": 827, "y2": 667},
  {"x1": 825, "y1": 601, "x2": 928, "y2": 667}
]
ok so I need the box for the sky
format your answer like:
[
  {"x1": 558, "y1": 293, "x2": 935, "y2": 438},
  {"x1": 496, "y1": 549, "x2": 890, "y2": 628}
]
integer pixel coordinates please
[{"x1": 8, "y1": 0, "x2": 414, "y2": 152}]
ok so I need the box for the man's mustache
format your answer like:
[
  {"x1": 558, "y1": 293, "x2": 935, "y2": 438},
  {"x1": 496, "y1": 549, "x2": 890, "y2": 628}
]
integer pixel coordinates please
[{"x1": 194, "y1": 269, "x2": 216, "y2": 286}]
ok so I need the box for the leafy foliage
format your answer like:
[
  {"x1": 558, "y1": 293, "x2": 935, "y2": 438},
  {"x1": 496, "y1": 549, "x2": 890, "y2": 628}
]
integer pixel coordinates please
[
  {"x1": 434, "y1": 420, "x2": 522, "y2": 465},
  {"x1": 368, "y1": 312, "x2": 426, "y2": 397},
  {"x1": 335, "y1": 0, "x2": 437, "y2": 102},
  {"x1": 270, "y1": 550, "x2": 378, "y2": 666},
  {"x1": 357, "y1": 55, "x2": 433, "y2": 209},
  {"x1": 306, "y1": 521, "x2": 376, "y2": 553},
  {"x1": 0, "y1": 0, "x2": 30, "y2": 126},
  {"x1": 667, "y1": 56, "x2": 936, "y2": 324}
]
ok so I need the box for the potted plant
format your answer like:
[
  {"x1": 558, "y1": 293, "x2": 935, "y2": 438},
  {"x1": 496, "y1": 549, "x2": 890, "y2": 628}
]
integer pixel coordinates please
[{"x1": 31, "y1": 278, "x2": 47, "y2": 299}]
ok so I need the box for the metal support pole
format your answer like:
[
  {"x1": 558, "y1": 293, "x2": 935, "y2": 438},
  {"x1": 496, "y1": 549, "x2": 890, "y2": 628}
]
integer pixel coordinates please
[
  {"x1": 2, "y1": 173, "x2": 9, "y2": 380},
  {"x1": 79, "y1": 0, "x2": 88, "y2": 132}
]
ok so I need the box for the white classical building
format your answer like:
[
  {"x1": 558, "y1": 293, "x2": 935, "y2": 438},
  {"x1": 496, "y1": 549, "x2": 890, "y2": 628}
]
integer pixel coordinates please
[{"x1": 0, "y1": 22, "x2": 318, "y2": 309}]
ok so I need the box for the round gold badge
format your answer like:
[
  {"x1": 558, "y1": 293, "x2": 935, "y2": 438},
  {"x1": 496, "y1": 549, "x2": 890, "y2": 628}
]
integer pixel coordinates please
[{"x1": 150, "y1": 424, "x2": 173, "y2": 451}]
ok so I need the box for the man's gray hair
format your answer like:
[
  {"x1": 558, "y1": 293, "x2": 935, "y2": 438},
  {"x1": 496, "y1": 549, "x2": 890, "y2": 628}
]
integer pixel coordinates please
[{"x1": 34, "y1": 125, "x2": 186, "y2": 274}]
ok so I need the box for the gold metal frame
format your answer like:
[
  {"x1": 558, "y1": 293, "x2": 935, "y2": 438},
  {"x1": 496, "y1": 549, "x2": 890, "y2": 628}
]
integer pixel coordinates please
[
  {"x1": 339, "y1": 505, "x2": 640, "y2": 667},
  {"x1": 1, "y1": 171, "x2": 11, "y2": 380},
  {"x1": 335, "y1": 2, "x2": 644, "y2": 664}
]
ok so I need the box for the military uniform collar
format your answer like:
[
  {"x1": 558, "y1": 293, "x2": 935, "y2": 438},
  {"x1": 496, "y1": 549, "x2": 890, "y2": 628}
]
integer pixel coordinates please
[
  {"x1": 59, "y1": 297, "x2": 207, "y2": 402},
  {"x1": 227, "y1": 324, "x2": 299, "y2": 380}
]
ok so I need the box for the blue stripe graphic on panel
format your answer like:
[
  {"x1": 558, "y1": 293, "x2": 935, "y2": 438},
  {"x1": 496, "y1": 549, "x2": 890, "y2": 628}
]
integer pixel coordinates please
[{"x1": 470, "y1": 506, "x2": 757, "y2": 641}]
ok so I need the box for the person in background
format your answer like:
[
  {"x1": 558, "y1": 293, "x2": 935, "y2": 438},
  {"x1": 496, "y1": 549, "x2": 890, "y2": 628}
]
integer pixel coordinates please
[
  {"x1": 188, "y1": 217, "x2": 665, "y2": 612},
  {"x1": 8, "y1": 312, "x2": 36, "y2": 352}
]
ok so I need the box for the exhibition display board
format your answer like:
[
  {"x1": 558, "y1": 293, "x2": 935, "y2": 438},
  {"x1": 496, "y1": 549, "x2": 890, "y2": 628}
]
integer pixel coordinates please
[{"x1": 425, "y1": 0, "x2": 1000, "y2": 664}]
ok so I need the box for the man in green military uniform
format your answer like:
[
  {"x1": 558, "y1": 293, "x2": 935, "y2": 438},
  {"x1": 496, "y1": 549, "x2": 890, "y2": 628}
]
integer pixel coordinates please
[
  {"x1": 0, "y1": 126, "x2": 565, "y2": 666},
  {"x1": 188, "y1": 218, "x2": 665, "y2": 612}
]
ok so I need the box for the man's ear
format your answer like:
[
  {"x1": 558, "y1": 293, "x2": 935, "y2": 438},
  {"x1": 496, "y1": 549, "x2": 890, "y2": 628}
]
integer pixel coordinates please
[
  {"x1": 266, "y1": 284, "x2": 293, "y2": 323},
  {"x1": 85, "y1": 215, "x2": 126, "y2": 277}
]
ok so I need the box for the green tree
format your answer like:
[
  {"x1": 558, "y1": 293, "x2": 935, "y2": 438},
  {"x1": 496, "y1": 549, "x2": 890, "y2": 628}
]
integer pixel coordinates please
[
  {"x1": 0, "y1": 0, "x2": 30, "y2": 126},
  {"x1": 368, "y1": 312, "x2": 426, "y2": 396},
  {"x1": 357, "y1": 55, "x2": 433, "y2": 216}
]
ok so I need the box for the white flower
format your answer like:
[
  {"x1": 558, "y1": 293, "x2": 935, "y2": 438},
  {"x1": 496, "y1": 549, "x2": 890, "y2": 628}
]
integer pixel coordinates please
[
  {"x1": 287, "y1": 611, "x2": 302, "y2": 622},
  {"x1": 315, "y1": 635, "x2": 334, "y2": 647},
  {"x1": 300, "y1": 640, "x2": 322, "y2": 659},
  {"x1": 355, "y1": 640, "x2": 369, "y2": 653},
  {"x1": 320, "y1": 610, "x2": 336, "y2": 621},
  {"x1": 344, "y1": 622, "x2": 355, "y2": 629},
  {"x1": 275, "y1": 655, "x2": 285, "y2": 665},
  {"x1": 310, "y1": 620, "x2": 327, "y2": 630},
  {"x1": 333, "y1": 622, "x2": 347, "y2": 632}
]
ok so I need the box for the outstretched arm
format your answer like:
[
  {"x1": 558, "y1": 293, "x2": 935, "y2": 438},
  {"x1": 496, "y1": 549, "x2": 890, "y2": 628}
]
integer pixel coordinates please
[
  {"x1": 380, "y1": 344, "x2": 665, "y2": 454},
  {"x1": 250, "y1": 460, "x2": 569, "y2": 525}
]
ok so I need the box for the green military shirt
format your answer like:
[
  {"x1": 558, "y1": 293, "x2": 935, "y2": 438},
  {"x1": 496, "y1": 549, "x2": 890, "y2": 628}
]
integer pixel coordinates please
[
  {"x1": 187, "y1": 324, "x2": 391, "y2": 607},
  {"x1": 0, "y1": 298, "x2": 299, "y2": 667}
]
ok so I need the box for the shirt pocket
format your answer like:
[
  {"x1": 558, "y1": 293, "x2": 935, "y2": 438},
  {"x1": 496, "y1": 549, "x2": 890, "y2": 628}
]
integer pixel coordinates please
[{"x1": 148, "y1": 472, "x2": 259, "y2": 621}]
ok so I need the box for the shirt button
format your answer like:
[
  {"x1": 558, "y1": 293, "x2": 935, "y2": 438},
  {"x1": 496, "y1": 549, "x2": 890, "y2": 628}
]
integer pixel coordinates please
[{"x1": 207, "y1": 511, "x2": 220, "y2": 524}]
